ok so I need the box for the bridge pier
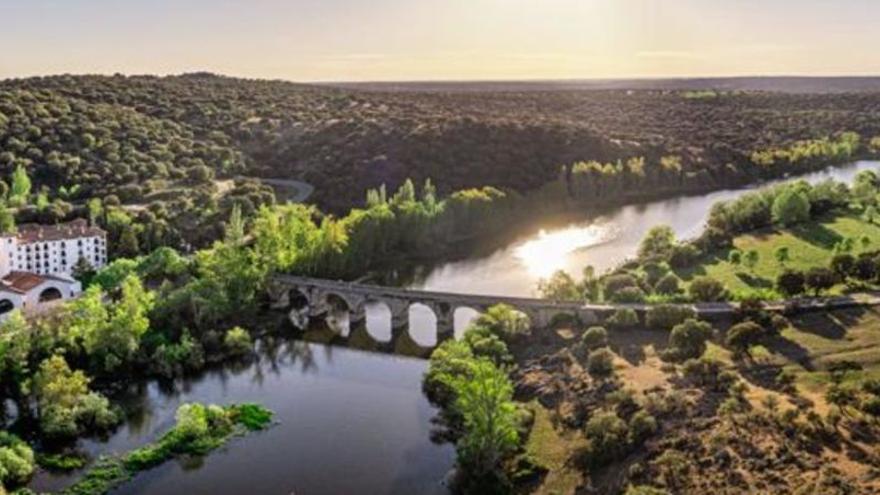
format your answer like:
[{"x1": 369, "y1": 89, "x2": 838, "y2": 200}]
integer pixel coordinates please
[{"x1": 434, "y1": 303, "x2": 455, "y2": 342}]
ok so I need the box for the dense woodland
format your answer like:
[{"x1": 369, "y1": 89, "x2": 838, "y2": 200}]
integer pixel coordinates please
[{"x1": 4, "y1": 74, "x2": 880, "y2": 216}]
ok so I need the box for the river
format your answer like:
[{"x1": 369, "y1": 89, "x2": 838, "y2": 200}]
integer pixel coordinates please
[
  {"x1": 27, "y1": 160, "x2": 880, "y2": 495},
  {"x1": 28, "y1": 340, "x2": 454, "y2": 495},
  {"x1": 410, "y1": 160, "x2": 880, "y2": 298}
]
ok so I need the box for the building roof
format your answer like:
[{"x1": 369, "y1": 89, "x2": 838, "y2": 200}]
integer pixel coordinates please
[
  {"x1": 0, "y1": 271, "x2": 73, "y2": 295},
  {"x1": 14, "y1": 219, "x2": 105, "y2": 244}
]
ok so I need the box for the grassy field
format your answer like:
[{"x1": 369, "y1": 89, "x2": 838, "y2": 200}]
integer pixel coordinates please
[{"x1": 678, "y1": 212, "x2": 880, "y2": 295}]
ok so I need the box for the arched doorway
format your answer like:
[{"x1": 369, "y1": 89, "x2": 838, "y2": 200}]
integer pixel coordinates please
[
  {"x1": 38, "y1": 287, "x2": 63, "y2": 303},
  {"x1": 0, "y1": 299, "x2": 14, "y2": 315}
]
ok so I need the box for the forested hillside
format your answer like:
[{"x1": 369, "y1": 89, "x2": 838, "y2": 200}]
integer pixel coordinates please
[{"x1": 3, "y1": 73, "x2": 880, "y2": 214}]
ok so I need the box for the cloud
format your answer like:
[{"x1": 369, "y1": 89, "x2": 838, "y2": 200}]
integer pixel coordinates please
[{"x1": 636, "y1": 50, "x2": 705, "y2": 61}]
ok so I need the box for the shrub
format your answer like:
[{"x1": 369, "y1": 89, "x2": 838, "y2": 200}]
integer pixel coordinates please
[
  {"x1": 772, "y1": 188, "x2": 811, "y2": 227},
  {"x1": 223, "y1": 326, "x2": 253, "y2": 357},
  {"x1": 581, "y1": 326, "x2": 609, "y2": 351},
  {"x1": 628, "y1": 410, "x2": 658, "y2": 445},
  {"x1": 725, "y1": 321, "x2": 765, "y2": 358},
  {"x1": 587, "y1": 348, "x2": 616, "y2": 380},
  {"x1": 638, "y1": 226, "x2": 677, "y2": 261},
  {"x1": 668, "y1": 319, "x2": 713, "y2": 360},
  {"x1": 474, "y1": 304, "x2": 531, "y2": 342},
  {"x1": 462, "y1": 325, "x2": 513, "y2": 365},
  {"x1": 688, "y1": 276, "x2": 727, "y2": 302},
  {"x1": 584, "y1": 411, "x2": 629, "y2": 466},
  {"x1": 606, "y1": 308, "x2": 640, "y2": 329},
  {"x1": 612, "y1": 286, "x2": 647, "y2": 303},
  {"x1": 0, "y1": 433, "x2": 35, "y2": 487},
  {"x1": 646, "y1": 304, "x2": 696, "y2": 331},
  {"x1": 654, "y1": 273, "x2": 682, "y2": 295},
  {"x1": 668, "y1": 244, "x2": 700, "y2": 269},
  {"x1": 805, "y1": 267, "x2": 837, "y2": 295},
  {"x1": 776, "y1": 270, "x2": 806, "y2": 297},
  {"x1": 830, "y1": 253, "x2": 856, "y2": 280},
  {"x1": 603, "y1": 274, "x2": 639, "y2": 299}
]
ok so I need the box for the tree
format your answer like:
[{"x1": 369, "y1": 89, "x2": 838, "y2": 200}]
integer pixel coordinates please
[
  {"x1": 0, "y1": 433, "x2": 35, "y2": 488},
  {"x1": 587, "y1": 348, "x2": 616, "y2": 380},
  {"x1": 224, "y1": 203, "x2": 245, "y2": 244},
  {"x1": 638, "y1": 226, "x2": 677, "y2": 261},
  {"x1": 33, "y1": 355, "x2": 117, "y2": 438},
  {"x1": 646, "y1": 304, "x2": 696, "y2": 331},
  {"x1": 452, "y1": 359, "x2": 520, "y2": 490},
  {"x1": 725, "y1": 321, "x2": 765, "y2": 358},
  {"x1": 537, "y1": 270, "x2": 581, "y2": 302},
  {"x1": 728, "y1": 249, "x2": 742, "y2": 268},
  {"x1": 771, "y1": 187, "x2": 810, "y2": 227},
  {"x1": 805, "y1": 267, "x2": 837, "y2": 295},
  {"x1": 825, "y1": 384, "x2": 857, "y2": 416},
  {"x1": 71, "y1": 256, "x2": 95, "y2": 284},
  {"x1": 0, "y1": 310, "x2": 31, "y2": 396},
  {"x1": 774, "y1": 246, "x2": 790, "y2": 267},
  {"x1": 743, "y1": 249, "x2": 760, "y2": 272},
  {"x1": 654, "y1": 273, "x2": 681, "y2": 295},
  {"x1": 585, "y1": 411, "x2": 629, "y2": 465},
  {"x1": 688, "y1": 276, "x2": 727, "y2": 302},
  {"x1": 776, "y1": 270, "x2": 806, "y2": 297},
  {"x1": 668, "y1": 319, "x2": 713, "y2": 360},
  {"x1": 77, "y1": 274, "x2": 154, "y2": 372},
  {"x1": 8, "y1": 164, "x2": 30, "y2": 206},
  {"x1": 473, "y1": 304, "x2": 531, "y2": 343},
  {"x1": 87, "y1": 198, "x2": 103, "y2": 226},
  {"x1": 223, "y1": 327, "x2": 253, "y2": 357},
  {"x1": 830, "y1": 253, "x2": 856, "y2": 280},
  {"x1": 0, "y1": 206, "x2": 15, "y2": 235},
  {"x1": 581, "y1": 326, "x2": 608, "y2": 351}
]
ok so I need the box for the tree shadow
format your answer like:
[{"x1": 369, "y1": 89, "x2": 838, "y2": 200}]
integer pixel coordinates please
[
  {"x1": 790, "y1": 311, "x2": 849, "y2": 340},
  {"x1": 764, "y1": 334, "x2": 814, "y2": 371},
  {"x1": 735, "y1": 272, "x2": 773, "y2": 288},
  {"x1": 607, "y1": 328, "x2": 668, "y2": 366},
  {"x1": 789, "y1": 222, "x2": 843, "y2": 250}
]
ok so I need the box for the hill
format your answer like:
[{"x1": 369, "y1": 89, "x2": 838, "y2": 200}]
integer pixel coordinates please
[{"x1": 3, "y1": 73, "x2": 880, "y2": 214}]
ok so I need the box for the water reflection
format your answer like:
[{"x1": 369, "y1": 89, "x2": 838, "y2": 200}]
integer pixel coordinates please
[
  {"x1": 514, "y1": 223, "x2": 614, "y2": 277},
  {"x1": 30, "y1": 340, "x2": 454, "y2": 495},
  {"x1": 413, "y1": 160, "x2": 880, "y2": 297}
]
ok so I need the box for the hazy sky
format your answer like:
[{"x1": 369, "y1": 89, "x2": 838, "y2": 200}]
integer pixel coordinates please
[{"x1": 2, "y1": 0, "x2": 879, "y2": 81}]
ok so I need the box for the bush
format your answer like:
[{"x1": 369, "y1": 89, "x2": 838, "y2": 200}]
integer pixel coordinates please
[
  {"x1": 688, "y1": 276, "x2": 727, "y2": 302},
  {"x1": 584, "y1": 411, "x2": 629, "y2": 466},
  {"x1": 669, "y1": 244, "x2": 700, "y2": 269},
  {"x1": 612, "y1": 286, "x2": 646, "y2": 303},
  {"x1": 805, "y1": 267, "x2": 837, "y2": 295},
  {"x1": 654, "y1": 273, "x2": 682, "y2": 295},
  {"x1": 581, "y1": 326, "x2": 608, "y2": 351},
  {"x1": 603, "y1": 274, "x2": 639, "y2": 299},
  {"x1": 830, "y1": 253, "x2": 856, "y2": 279},
  {"x1": 726, "y1": 321, "x2": 765, "y2": 358},
  {"x1": 772, "y1": 188, "x2": 811, "y2": 227},
  {"x1": 473, "y1": 304, "x2": 531, "y2": 342},
  {"x1": 462, "y1": 325, "x2": 512, "y2": 365},
  {"x1": 223, "y1": 327, "x2": 253, "y2": 357},
  {"x1": 646, "y1": 304, "x2": 696, "y2": 331},
  {"x1": 667, "y1": 319, "x2": 713, "y2": 360},
  {"x1": 628, "y1": 410, "x2": 658, "y2": 445},
  {"x1": 776, "y1": 270, "x2": 806, "y2": 297},
  {"x1": 587, "y1": 348, "x2": 616, "y2": 380},
  {"x1": 0, "y1": 433, "x2": 35, "y2": 487},
  {"x1": 606, "y1": 308, "x2": 640, "y2": 329}
]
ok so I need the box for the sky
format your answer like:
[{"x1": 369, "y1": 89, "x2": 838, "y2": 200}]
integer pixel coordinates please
[{"x1": 2, "y1": 0, "x2": 879, "y2": 82}]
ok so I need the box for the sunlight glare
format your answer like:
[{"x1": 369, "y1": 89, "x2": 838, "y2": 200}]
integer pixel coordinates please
[{"x1": 513, "y1": 224, "x2": 613, "y2": 278}]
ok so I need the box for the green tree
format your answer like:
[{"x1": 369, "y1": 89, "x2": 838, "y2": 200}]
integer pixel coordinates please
[
  {"x1": 743, "y1": 249, "x2": 760, "y2": 272},
  {"x1": 774, "y1": 246, "x2": 790, "y2": 267},
  {"x1": 0, "y1": 206, "x2": 15, "y2": 235},
  {"x1": 584, "y1": 411, "x2": 629, "y2": 465},
  {"x1": 587, "y1": 348, "x2": 616, "y2": 380},
  {"x1": 638, "y1": 225, "x2": 677, "y2": 261},
  {"x1": 728, "y1": 249, "x2": 742, "y2": 268},
  {"x1": 9, "y1": 164, "x2": 30, "y2": 206},
  {"x1": 668, "y1": 319, "x2": 713, "y2": 360},
  {"x1": 771, "y1": 188, "x2": 810, "y2": 227},
  {"x1": 452, "y1": 359, "x2": 520, "y2": 490},
  {"x1": 688, "y1": 276, "x2": 727, "y2": 302},
  {"x1": 776, "y1": 270, "x2": 806, "y2": 297},
  {"x1": 537, "y1": 270, "x2": 581, "y2": 302},
  {"x1": 224, "y1": 203, "x2": 245, "y2": 244},
  {"x1": 33, "y1": 355, "x2": 117, "y2": 438},
  {"x1": 726, "y1": 321, "x2": 765, "y2": 359},
  {"x1": 223, "y1": 327, "x2": 253, "y2": 357},
  {"x1": 581, "y1": 326, "x2": 608, "y2": 351},
  {"x1": 805, "y1": 267, "x2": 837, "y2": 295}
]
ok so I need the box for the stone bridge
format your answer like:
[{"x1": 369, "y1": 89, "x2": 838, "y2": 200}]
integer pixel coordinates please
[{"x1": 268, "y1": 275, "x2": 603, "y2": 343}]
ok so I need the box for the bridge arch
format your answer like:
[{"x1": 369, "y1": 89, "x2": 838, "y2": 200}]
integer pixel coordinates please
[
  {"x1": 408, "y1": 302, "x2": 438, "y2": 348},
  {"x1": 322, "y1": 293, "x2": 352, "y2": 336},
  {"x1": 363, "y1": 300, "x2": 392, "y2": 343}
]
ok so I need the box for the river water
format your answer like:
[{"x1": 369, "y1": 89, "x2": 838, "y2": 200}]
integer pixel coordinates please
[
  {"x1": 29, "y1": 340, "x2": 454, "y2": 495},
  {"x1": 410, "y1": 160, "x2": 880, "y2": 298},
  {"x1": 27, "y1": 160, "x2": 880, "y2": 495}
]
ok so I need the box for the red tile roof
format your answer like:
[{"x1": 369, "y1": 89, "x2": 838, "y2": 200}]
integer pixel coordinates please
[
  {"x1": 1, "y1": 271, "x2": 47, "y2": 294},
  {"x1": 14, "y1": 219, "x2": 106, "y2": 244}
]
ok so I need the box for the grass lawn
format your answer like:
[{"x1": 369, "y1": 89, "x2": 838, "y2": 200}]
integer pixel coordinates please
[
  {"x1": 772, "y1": 307, "x2": 880, "y2": 406},
  {"x1": 677, "y1": 212, "x2": 880, "y2": 295},
  {"x1": 523, "y1": 402, "x2": 588, "y2": 495}
]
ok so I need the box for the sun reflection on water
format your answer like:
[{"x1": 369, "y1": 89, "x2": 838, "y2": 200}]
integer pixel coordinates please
[{"x1": 513, "y1": 224, "x2": 613, "y2": 278}]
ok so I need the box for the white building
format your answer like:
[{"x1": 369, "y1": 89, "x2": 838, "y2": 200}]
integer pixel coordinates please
[{"x1": 0, "y1": 219, "x2": 108, "y2": 317}]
